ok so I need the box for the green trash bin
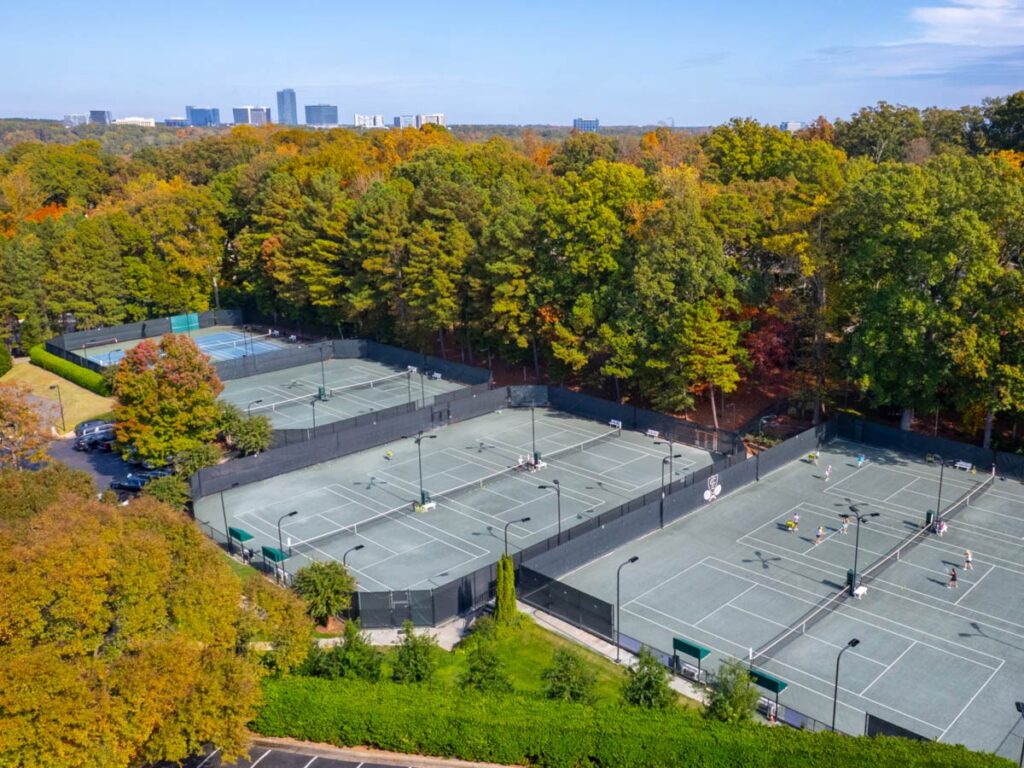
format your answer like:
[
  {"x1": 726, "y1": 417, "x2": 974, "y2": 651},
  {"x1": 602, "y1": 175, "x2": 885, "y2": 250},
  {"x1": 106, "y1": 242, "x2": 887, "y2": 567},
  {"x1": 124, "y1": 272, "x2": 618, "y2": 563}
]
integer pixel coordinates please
[
  {"x1": 847, "y1": 569, "x2": 857, "y2": 590},
  {"x1": 925, "y1": 510, "x2": 934, "y2": 528}
]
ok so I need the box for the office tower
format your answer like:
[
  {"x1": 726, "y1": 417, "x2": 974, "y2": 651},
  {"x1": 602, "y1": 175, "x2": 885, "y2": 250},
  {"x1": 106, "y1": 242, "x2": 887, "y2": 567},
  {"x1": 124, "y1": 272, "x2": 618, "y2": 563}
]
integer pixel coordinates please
[
  {"x1": 186, "y1": 106, "x2": 221, "y2": 126},
  {"x1": 573, "y1": 118, "x2": 599, "y2": 132},
  {"x1": 354, "y1": 114, "x2": 385, "y2": 128},
  {"x1": 416, "y1": 113, "x2": 445, "y2": 128},
  {"x1": 277, "y1": 89, "x2": 298, "y2": 125},
  {"x1": 392, "y1": 115, "x2": 415, "y2": 128},
  {"x1": 232, "y1": 106, "x2": 272, "y2": 125},
  {"x1": 89, "y1": 110, "x2": 113, "y2": 125},
  {"x1": 305, "y1": 104, "x2": 339, "y2": 126},
  {"x1": 112, "y1": 117, "x2": 156, "y2": 127},
  {"x1": 63, "y1": 114, "x2": 88, "y2": 127}
]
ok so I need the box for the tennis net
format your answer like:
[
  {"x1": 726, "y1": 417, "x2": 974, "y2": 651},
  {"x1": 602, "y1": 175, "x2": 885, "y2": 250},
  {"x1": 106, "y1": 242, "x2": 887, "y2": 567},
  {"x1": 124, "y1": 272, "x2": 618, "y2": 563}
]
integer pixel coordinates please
[
  {"x1": 200, "y1": 332, "x2": 272, "y2": 356},
  {"x1": 328, "y1": 370, "x2": 409, "y2": 398},
  {"x1": 859, "y1": 471, "x2": 995, "y2": 588},
  {"x1": 248, "y1": 391, "x2": 317, "y2": 414},
  {"x1": 288, "y1": 427, "x2": 623, "y2": 558},
  {"x1": 751, "y1": 471, "x2": 996, "y2": 668}
]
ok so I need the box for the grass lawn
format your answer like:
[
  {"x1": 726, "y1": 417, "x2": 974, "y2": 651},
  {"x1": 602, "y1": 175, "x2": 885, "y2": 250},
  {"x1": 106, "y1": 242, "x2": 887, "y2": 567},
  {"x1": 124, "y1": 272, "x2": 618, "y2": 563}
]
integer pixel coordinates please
[
  {"x1": 221, "y1": 550, "x2": 262, "y2": 583},
  {"x1": 383, "y1": 617, "x2": 700, "y2": 710},
  {"x1": 1, "y1": 361, "x2": 114, "y2": 432}
]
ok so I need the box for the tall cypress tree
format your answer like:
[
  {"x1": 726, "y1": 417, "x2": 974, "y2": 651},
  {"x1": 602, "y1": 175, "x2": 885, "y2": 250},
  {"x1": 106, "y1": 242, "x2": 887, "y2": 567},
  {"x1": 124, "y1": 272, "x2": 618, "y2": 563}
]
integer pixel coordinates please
[{"x1": 494, "y1": 554, "x2": 517, "y2": 625}]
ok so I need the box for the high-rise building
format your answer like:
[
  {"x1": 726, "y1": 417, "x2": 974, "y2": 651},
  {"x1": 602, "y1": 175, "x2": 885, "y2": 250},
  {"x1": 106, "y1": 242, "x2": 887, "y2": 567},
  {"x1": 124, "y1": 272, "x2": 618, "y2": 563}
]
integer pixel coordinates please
[
  {"x1": 780, "y1": 121, "x2": 804, "y2": 133},
  {"x1": 354, "y1": 114, "x2": 386, "y2": 129},
  {"x1": 277, "y1": 89, "x2": 298, "y2": 126},
  {"x1": 573, "y1": 117, "x2": 599, "y2": 132},
  {"x1": 63, "y1": 114, "x2": 88, "y2": 127},
  {"x1": 164, "y1": 117, "x2": 190, "y2": 127},
  {"x1": 89, "y1": 110, "x2": 113, "y2": 126},
  {"x1": 186, "y1": 106, "x2": 221, "y2": 126},
  {"x1": 305, "y1": 104, "x2": 339, "y2": 126},
  {"x1": 392, "y1": 115, "x2": 415, "y2": 128},
  {"x1": 232, "y1": 106, "x2": 271, "y2": 125},
  {"x1": 416, "y1": 113, "x2": 445, "y2": 128}
]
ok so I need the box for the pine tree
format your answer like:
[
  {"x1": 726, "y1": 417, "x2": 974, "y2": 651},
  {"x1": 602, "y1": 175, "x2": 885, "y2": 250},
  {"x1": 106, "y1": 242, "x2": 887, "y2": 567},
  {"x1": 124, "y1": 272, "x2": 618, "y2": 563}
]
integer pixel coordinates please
[{"x1": 621, "y1": 647, "x2": 674, "y2": 709}]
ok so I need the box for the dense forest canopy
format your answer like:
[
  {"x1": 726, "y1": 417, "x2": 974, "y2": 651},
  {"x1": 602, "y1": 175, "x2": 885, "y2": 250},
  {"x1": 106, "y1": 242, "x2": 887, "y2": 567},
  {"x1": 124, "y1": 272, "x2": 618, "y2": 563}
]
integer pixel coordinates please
[{"x1": 1, "y1": 93, "x2": 1022, "y2": 441}]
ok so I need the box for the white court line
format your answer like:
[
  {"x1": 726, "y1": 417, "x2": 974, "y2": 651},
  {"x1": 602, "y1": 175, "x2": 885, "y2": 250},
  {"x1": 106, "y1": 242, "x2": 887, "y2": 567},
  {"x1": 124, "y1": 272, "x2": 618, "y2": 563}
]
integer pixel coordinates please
[
  {"x1": 696, "y1": 585, "x2": 760, "y2": 626},
  {"x1": 624, "y1": 601, "x2": 947, "y2": 732},
  {"x1": 954, "y1": 564, "x2": 993, "y2": 606},
  {"x1": 716, "y1": 544, "x2": 1009, "y2": 662},
  {"x1": 883, "y1": 476, "x2": 921, "y2": 503},
  {"x1": 622, "y1": 557, "x2": 714, "y2": 606},
  {"x1": 859, "y1": 641, "x2": 916, "y2": 696},
  {"x1": 938, "y1": 661, "x2": 1005, "y2": 741}
]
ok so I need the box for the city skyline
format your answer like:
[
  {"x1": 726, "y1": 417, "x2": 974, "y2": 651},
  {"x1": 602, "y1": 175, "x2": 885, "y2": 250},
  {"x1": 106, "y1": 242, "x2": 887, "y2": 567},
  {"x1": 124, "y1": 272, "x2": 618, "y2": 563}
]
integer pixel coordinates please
[{"x1": 3, "y1": 0, "x2": 1022, "y2": 124}]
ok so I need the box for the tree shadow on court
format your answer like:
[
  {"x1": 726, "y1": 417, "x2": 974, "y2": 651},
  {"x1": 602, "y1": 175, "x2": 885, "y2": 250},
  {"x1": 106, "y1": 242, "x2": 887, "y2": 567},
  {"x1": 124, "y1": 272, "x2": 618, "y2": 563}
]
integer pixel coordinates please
[
  {"x1": 742, "y1": 550, "x2": 781, "y2": 570},
  {"x1": 958, "y1": 621, "x2": 1024, "y2": 653}
]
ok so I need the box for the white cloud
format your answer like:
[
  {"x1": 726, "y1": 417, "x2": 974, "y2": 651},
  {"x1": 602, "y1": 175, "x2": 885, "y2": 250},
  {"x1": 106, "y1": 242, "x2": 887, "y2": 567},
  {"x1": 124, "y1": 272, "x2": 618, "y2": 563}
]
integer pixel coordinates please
[{"x1": 911, "y1": 0, "x2": 1024, "y2": 46}]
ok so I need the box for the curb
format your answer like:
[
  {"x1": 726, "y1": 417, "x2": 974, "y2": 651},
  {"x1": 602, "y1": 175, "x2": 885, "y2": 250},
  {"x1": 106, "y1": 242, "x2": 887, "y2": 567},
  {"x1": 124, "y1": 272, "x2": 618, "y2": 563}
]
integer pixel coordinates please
[{"x1": 251, "y1": 736, "x2": 519, "y2": 768}]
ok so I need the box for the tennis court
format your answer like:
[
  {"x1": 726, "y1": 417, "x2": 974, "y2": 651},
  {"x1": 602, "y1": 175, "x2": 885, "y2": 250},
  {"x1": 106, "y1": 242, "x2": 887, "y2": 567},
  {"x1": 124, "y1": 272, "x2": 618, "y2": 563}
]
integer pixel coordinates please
[
  {"x1": 79, "y1": 325, "x2": 288, "y2": 365},
  {"x1": 193, "y1": 407, "x2": 715, "y2": 591},
  {"x1": 218, "y1": 357, "x2": 464, "y2": 430},
  {"x1": 554, "y1": 440, "x2": 1024, "y2": 760}
]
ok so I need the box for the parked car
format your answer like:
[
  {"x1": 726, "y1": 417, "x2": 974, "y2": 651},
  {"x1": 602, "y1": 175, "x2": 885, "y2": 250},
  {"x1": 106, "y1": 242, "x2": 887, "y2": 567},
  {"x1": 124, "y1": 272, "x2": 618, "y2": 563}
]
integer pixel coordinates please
[
  {"x1": 136, "y1": 467, "x2": 174, "y2": 481},
  {"x1": 109, "y1": 475, "x2": 148, "y2": 493},
  {"x1": 74, "y1": 420, "x2": 113, "y2": 437}
]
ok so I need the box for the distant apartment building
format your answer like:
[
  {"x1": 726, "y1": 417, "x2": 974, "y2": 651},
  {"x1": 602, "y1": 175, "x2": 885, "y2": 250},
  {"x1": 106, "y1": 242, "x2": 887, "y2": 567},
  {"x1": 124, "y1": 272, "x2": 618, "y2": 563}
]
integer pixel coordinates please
[
  {"x1": 392, "y1": 115, "x2": 415, "y2": 128},
  {"x1": 164, "y1": 117, "x2": 190, "y2": 127},
  {"x1": 89, "y1": 110, "x2": 113, "y2": 126},
  {"x1": 112, "y1": 117, "x2": 156, "y2": 127},
  {"x1": 232, "y1": 106, "x2": 271, "y2": 125},
  {"x1": 63, "y1": 114, "x2": 88, "y2": 127},
  {"x1": 277, "y1": 89, "x2": 298, "y2": 125},
  {"x1": 354, "y1": 114, "x2": 386, "y2": 128},
  {"x1": 573, "y1": 117, "x2": 599, "y2": 132},
  {"x1": 416, "y1": 113, "x2": 445, "y2": 128},
  {"x1": 780, "y1": 121, "x2": 804, "y2": 133},
  {"x1": 305, "y1": 104, "x2": 339, "y2": 126},
  {"x1": 186, "y1": 106, "x2": 221, "y2": 126}
]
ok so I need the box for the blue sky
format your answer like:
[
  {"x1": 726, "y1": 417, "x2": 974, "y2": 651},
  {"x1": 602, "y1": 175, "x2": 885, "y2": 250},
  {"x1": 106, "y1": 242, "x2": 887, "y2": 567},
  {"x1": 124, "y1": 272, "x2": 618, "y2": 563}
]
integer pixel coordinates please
[{"x1": 2, "y1": 0, "x2": 1021, "y2": 125}]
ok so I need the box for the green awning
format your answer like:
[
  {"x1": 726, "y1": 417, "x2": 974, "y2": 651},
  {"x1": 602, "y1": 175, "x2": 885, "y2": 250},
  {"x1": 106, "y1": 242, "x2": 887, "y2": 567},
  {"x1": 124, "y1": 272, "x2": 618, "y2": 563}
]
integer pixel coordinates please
[
  {"x1": 261, "y1": 546, "x2": 288, "y2": 563},
  {"x1": 750, "y1": 668, "x2": 788, "y2": 695},
  {"x1": 673, "y1": 637, "x2": 711, "y2": 661},
  {"x1": 228, "y1": 527, "x2": 254, "y2": 542}
]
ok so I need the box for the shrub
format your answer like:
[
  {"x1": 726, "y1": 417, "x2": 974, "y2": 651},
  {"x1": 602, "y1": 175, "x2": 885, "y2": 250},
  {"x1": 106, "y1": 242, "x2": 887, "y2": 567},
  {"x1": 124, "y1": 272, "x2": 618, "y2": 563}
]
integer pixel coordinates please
[
  {"x1": 232, "y1": 413, "x2": 273, "y2": 456},
  {"x1": 706, "y1": 658, "x2": 760, "y2": 724},
  {"x1": 621, "y1": 647, "x2": 673, "y2": 709},
  {"x1": 175, "y1": 443, "x2": 222, "y2": 476},
  {"x1": 542, "y1": 648, "x2": 596, "y2": 704},
  {"x1": 28, "y1": 345, "x2": 110, "y2": 395},
  {"x1": 306, "y1": 620, "x2": 382, "y2": 682},
  {"x1": 391, "y1": 620, "x2": 438, "y2": 684},
  {"x1": 460, "y1": 644, "x2": 512, "y2": 694},
  {"x1": 254, "y1": 676, "x2": 1012, "y2": 768},
  {"x1": 142, "y1": 475, "x2": 191, "y2": 509},
  {"x1": 293, "y1": 561, "x2": 356, "y2": 625},
  {"x1": 494, "y1": 553, "x2": 518, "y2": 626},
  {"x1": 0, "y1": 340, "x2": 12, "y2": 377}
]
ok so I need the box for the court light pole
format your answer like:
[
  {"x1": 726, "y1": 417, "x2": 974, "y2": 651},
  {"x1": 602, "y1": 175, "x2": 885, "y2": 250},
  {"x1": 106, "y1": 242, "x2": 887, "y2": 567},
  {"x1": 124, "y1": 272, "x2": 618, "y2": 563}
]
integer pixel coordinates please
[
  {"x1": 934, "y1": 453, "x2": 947, "y2": 526},
  {"x1": 220, "y1": 491, "x2": 232, "y2": 554},
  {"x1": 531, "y1": 406, "x2": 537, "y2": 463},
  {"x1": 343, "y1": 544, "x2": 365, "y2": 566},
  {"x1": 654, "y1": 439, "x2": 676, "y2": 482},
  {"x1": 832, "y1": 638, "x2": 860, "y2": 731},
  {"x1": 616, "y1": 555, "x2": 640, "y2": 663},
  {"x1": 538, "y1": 480, "x2": 561, "y2": 539},
  {"x1": 319, "y1": 346, "x2": 327, "y2": 395},
  {"x1": 107, "y1": 349, "x2": 122, "y2": 366},
  {"x1": 503, "y1": 516, "x2": 532, "y2": 556},
  {"x1": 48, "y1": 384, "x2": 65, "y2": 433},
  {"x1": 247, "y1": 399, "x2": 263, "y2": 417},
  {"x1": 310, "y1": 399, "x2": 318, "y2": 431},
  {"x1": 1015, "y1": 702, "x2": 1024, "y2": 768},
  {"x1": 404, "y1": 431, "x2": 437, "y2": 505},
  {"x1": 406, "y1": 368, "x2": 413, "y2": 404},
  {"x1": 845, "y1": 506, "x2": 879, "y2": 593},
  {"x1": 277, "y1": 510, "x2": 298, "y2": 558}
]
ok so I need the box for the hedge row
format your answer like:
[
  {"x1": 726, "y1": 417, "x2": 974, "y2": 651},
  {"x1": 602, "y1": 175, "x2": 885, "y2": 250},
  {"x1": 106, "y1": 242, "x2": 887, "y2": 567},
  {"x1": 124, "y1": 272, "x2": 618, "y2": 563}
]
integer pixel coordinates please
[
  {"x1": 29, "y1": 346, "x2": 111, "y2": 396},
  {"x1": 254, "y1": 676, "x2": 1012, "y2": 768}
]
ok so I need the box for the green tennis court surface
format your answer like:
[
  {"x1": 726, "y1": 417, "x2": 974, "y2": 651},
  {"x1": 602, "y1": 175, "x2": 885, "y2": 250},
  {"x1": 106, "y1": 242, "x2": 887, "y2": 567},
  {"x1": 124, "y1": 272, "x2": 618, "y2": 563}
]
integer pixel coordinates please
[
  {"x1": 193, "y1": 407, "x2": 715, "y2": 591},
  {"x1": 556, "y1": 440, "x2": 1024, "y2": 760},
  {"x1": 78, "y1": 325, "x2": 289, "y2": 365},
  {"x1": 219, "y1": 357, "x2": 464, "y2": 429}
]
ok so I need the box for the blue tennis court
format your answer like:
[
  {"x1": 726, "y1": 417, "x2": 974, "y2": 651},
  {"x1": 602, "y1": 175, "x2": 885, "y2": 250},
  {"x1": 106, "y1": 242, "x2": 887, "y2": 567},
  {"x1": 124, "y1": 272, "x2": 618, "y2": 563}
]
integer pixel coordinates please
[{"x1": 80, "y1": 326, "x2": 289, "y2": 365}]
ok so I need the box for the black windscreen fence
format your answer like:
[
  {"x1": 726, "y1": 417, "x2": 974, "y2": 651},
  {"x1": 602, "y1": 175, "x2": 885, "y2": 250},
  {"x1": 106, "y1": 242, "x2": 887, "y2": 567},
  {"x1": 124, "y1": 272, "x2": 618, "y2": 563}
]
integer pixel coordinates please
[
  {"x1": 519, "y1": 566, "x2": 614, "y2": 641},
  {"x1": 756, "y1": 422, "x2": 833, "y2": 479},
  {"x1": 864, "y1": 713, "x2": 930, "y2": 741}
]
